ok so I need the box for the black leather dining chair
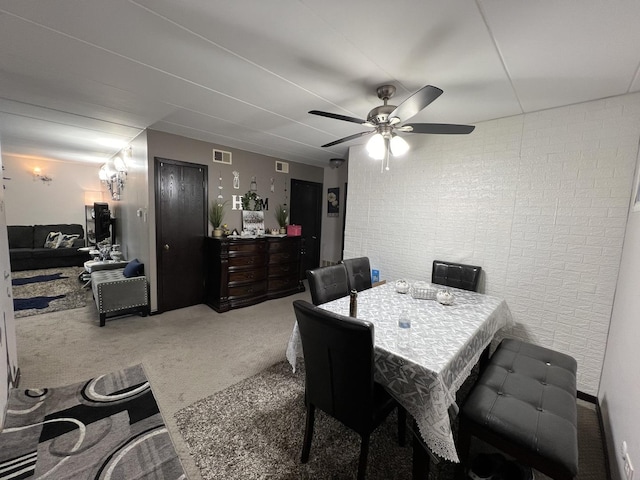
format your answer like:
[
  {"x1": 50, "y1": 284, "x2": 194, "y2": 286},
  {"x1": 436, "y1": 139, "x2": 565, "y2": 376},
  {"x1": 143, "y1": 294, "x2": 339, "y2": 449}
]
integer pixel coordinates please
[
  {"x1": 431, "y1": 260, "x2": 482, "y2": 292},
  {"x1": 306, "y1": 264, "x2": 350, "y2": 305},
  {"x1": 342, "y1": 256, "x2": 372, "y2": 292},
  {"x1": 292, "y1": 300, "x2": 406, "y2": 479}
]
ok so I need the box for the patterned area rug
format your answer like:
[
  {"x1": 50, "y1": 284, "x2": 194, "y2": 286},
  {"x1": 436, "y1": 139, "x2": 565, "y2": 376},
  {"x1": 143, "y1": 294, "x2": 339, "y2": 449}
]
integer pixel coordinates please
[
  {"x1": 175, "y1": 361, "x2": 417, "y2": 480},
  {"x1": 11, "y1": 267, "x2": 90, "y2": 318},
  {"x1": 175, "y1": 362, "x2": 607, "y2": 480},
  {"x1": 1, "y1": 364, "x2": 186, "y2": 479}
]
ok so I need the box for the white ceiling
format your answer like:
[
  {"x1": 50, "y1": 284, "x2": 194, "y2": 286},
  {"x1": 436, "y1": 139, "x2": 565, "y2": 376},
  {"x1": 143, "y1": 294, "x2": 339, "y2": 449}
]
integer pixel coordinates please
[{"x1": 1, "y1": 0, "x2": 640, "y2": 168}]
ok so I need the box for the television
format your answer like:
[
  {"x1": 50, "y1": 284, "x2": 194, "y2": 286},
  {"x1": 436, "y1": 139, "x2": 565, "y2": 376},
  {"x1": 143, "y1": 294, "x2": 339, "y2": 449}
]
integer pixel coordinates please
[{"x1": 94, "y1": 202, "x2": 111, "y2": 243}]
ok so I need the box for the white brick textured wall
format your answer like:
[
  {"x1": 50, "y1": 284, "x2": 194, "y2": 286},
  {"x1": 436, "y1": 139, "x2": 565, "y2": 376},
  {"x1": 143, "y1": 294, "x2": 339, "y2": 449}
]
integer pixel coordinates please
[{"x1": 344, "y1": 93, "x2": 640, "y2": 395}]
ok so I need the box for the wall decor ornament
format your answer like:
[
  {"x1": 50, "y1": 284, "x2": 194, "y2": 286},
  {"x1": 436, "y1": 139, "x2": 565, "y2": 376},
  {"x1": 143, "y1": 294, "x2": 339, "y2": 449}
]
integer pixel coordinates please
[
  {"x1": 242, "y1": 210, "x2": 265, "y2": 235},
  {"x1": 233, "y1": 171, "x2": 240, "y2": 189},
  {"x1": 327, "y1": 187, "x2": 339, "y2": 217},
  {"x1": 241, "y1": 191, "x2": 262, "y2": 211}
]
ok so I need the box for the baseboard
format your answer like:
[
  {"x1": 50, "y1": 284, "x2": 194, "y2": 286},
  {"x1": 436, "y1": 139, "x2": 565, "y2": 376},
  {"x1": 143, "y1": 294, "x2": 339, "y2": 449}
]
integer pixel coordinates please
[
  {"x1": 577, "y1": 390, "x2": 597, "y2": 403},
  {"x1": 577, "y1": 390, "x2": 612, "y2": 480}
]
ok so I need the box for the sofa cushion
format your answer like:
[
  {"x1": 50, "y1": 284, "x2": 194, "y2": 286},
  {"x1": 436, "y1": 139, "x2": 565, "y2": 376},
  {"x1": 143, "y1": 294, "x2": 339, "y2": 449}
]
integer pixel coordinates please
[
  {"x1": 8, "y1": 226, "x2": 34, "y2": 249},
  {"x1": 123, "y1": 259, "x2": 144, "y2": 278},
  {"x1": 43, "y1": 231, "x2": 62, "y2": 248},
  {"x1": 8, "y1": 248, "x2": 34, "y2": 260},
  {"x1": 34, "y1": 224, "x2": 84, "y2": 248},
  {"x1": 32, "y1": 247, "x2": 87, "y2": 258},
  {"x1": 58, "y1": 233, "x2": 80, "y2": 248}
]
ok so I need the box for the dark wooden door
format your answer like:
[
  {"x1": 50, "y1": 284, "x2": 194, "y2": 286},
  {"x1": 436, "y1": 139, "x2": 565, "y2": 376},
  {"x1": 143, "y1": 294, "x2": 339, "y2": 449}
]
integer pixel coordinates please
[
  {"x1": 155, "y1": 158, "x2": 207, "y2": 312},
  {"x1": 290, "y1": 179, "x2": 322, "y2": 275}
]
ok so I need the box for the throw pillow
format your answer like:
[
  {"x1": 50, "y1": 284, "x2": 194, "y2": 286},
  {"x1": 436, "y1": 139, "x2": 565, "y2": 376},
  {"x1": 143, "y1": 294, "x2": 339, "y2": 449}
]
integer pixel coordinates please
[
  {"x1": 58, "y1": 233, "x2": 80, "y2": 248},
  {"x1": 123, "y1": 258, "x2": 144, "y2": 278},
  {"x1": 43, "y1": 231, "x2": 62, "y2": 249}
]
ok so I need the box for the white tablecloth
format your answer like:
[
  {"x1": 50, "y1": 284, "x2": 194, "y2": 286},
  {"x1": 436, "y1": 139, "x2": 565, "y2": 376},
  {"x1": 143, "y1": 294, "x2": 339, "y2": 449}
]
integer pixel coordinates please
[{"x1": 286, "y1": 281, "x2": 514, "y2": 463}]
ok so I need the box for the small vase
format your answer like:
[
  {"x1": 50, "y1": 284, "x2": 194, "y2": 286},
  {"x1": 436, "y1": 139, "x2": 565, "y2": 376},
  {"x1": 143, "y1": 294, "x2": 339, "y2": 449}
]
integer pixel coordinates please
[
  {"x1": 213, "y1": 228, "x2": 223, "y2": 238},
  {"x1": 279, "y1": 227, "x2": 287, "y2": 234}
]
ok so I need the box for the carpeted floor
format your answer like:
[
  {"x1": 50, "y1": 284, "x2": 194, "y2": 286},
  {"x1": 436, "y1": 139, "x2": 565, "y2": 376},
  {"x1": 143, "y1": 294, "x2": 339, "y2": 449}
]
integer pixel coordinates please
[
  {"x1": 11, "y1": 267, "x2": 90, "y2": 318},
  {"x1": 1, "y1": 364, "x2": 186, "y2": 479},
  {"x1": 13, "y1": 287, "x2": 609, "y2": 480},
  {"x1": 175, "y1": 361, "x2": 608, "y2": 480},
  {"x1": 175, "y1": 361, "x2": 414, "y2": 480}
]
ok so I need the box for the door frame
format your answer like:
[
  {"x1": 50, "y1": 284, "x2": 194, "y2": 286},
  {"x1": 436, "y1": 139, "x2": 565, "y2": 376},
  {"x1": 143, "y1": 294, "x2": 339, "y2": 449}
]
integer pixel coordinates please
[{"x1": 154, "y1": 157, "x2": 208, "y2": 312}]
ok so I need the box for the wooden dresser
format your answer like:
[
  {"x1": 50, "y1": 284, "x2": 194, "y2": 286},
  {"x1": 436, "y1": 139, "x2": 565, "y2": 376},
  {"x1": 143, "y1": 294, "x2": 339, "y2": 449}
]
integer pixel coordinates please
[{"x1": 204, "y1": 236, "x2": 304, "y2": 312}]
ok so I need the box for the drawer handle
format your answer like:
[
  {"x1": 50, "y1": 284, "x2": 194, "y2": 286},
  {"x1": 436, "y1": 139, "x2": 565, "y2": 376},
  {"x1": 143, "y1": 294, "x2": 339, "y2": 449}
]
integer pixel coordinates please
[{"x1": 282, "y1": 266, "x2": 290, "y2": 272}]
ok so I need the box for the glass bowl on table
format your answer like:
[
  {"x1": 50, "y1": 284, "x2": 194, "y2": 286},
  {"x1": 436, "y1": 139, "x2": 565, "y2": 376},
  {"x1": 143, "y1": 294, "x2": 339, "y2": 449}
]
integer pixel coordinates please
[{"x1": 411, "y1": 281, "x2": 438, "y2": 300}]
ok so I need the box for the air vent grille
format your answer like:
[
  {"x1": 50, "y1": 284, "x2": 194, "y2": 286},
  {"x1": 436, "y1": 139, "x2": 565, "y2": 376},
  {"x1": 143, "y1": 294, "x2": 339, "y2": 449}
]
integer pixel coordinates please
[
  {"x1": 213, "y1": 149, "x2": 232, "y2": 165},
  {"x1": 275, "y1": 160, "x2": 289, "y2": 173}
]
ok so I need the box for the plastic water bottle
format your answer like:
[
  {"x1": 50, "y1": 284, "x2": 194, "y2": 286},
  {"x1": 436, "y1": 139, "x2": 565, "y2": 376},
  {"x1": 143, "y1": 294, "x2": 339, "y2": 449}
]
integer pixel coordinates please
[{"x1": 398, "y1": 310, "x2": 411, "y2": 329}]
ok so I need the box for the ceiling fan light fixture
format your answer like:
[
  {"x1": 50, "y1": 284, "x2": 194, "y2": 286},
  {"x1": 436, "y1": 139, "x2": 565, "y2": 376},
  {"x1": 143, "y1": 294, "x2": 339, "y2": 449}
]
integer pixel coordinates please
[
  {"x1": 390, "y1": 135, "x2": 409, "y2": 156},
  {"x1": 366, "y1": 133, "x2": 385, "y2": 160}
]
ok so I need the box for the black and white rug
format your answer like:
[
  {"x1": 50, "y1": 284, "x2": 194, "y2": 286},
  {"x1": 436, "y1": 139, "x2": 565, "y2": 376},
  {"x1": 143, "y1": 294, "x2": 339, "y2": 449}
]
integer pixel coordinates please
[
  {"x1": 175, "y1": 361, "x2": 418, "y2": 480},
  {"x1": 0, "y1": 364, "x2": 186, "y2": 479},
  {"x1": 11, "y1": 267, "x2": 90, "y2": 318}
]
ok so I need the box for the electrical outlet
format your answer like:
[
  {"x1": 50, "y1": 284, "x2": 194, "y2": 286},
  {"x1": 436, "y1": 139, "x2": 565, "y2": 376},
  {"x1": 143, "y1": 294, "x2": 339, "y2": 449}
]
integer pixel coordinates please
[{"x1": 624, "y1": 452, "x2": 634, "y2": 480}]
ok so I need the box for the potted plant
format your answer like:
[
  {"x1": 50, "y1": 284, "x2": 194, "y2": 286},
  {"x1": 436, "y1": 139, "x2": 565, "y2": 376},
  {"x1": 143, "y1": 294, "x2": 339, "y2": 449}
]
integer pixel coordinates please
[
  {"x1": 274, "y1": 204, "x2": 288, "y2": 234},
  {"x1": 209, "y1": 200, "x2": 228, "y2": 237}
]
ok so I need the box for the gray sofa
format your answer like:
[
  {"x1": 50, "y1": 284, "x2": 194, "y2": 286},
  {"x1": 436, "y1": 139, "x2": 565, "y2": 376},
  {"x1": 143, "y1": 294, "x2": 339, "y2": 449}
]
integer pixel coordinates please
[{"x1": 8, "y1": 224, "x2": 89, "y2": 271}]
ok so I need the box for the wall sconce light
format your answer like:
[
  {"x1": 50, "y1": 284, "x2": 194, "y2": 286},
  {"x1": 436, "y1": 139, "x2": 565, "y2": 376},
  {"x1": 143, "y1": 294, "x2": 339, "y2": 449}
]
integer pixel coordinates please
[
  {"x1": 33, "y1": 167, "x2": 53, "y2": 184},
  {"x1": 99, "y1": 148, "x2": 129, "y2": 200}
]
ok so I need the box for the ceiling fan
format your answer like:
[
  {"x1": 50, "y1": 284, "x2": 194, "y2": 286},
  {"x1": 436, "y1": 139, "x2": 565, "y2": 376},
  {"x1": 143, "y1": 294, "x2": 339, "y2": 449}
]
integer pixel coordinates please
[{"x1": 309, "y1": 84, "x2": 475, "y2": 170}]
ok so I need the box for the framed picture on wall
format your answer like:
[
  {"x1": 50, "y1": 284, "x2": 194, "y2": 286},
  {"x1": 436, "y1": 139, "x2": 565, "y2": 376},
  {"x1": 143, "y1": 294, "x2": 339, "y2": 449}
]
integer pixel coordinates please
[{"x1": 327, "y1": 187, "x2": 339, "y2": 217}]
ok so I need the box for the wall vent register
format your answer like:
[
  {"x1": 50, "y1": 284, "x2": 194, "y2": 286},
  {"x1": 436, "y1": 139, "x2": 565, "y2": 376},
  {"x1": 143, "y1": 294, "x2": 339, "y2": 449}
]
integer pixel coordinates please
[
  {"x1": 213, "y1": 149, "x2": 232, "y2": 164},
  {"x1": 275, "y1": 160, "x2": 289, "y2": 173}
]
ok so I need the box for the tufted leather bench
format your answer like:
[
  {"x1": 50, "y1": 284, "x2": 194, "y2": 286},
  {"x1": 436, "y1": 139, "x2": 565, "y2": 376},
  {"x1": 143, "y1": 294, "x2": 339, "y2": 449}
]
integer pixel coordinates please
[
  {"x1": 458, "y1": 338, "x2": 578, "y2": 480},
  {"x1": 91, "y1": 268, "x2": 149, "y2": 327}
]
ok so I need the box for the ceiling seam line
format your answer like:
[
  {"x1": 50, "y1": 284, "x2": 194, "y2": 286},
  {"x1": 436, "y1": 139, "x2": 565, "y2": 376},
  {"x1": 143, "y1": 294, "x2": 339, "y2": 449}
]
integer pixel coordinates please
[
  {"x1": 158, "y1": 120, "x2": 324, "y2": 161},
  {"x1": 0, "y1": 111, "x2": 144, "y2": 138},
  {"x1": 129, "y1": 0, "x2": 363, "y2": 115},
  {"x1": 159, "y1": 120, "x2": 328, "y2": 152},
  {"x1": 161, "y1": 101, "x2": 342, "y2": 138},
  {"x1": 0, "y1": 97, "x2": 144, "y2": 131},
  {"x1": 0, "y1": 7, "x2": 316, "y2": 131},
  {"x1": 474, "y1": 0, "x2": 524, "y2": 114},
  {"x1": 295, "y1": 0, "x2": 411, "y2": 95},
  {"x1": 627, "y1": 59, "x2": 640, "y2": 93}
]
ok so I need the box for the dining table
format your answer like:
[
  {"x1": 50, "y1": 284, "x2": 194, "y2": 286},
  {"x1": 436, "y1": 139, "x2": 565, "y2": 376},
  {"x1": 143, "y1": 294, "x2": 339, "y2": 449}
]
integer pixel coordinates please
[{"x1": 285, "y1": 280, "x2": 514, "y2": 463}]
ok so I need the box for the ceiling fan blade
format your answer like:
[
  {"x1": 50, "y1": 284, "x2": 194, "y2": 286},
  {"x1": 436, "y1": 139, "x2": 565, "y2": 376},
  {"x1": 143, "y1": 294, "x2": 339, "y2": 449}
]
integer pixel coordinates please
[
  {"x1": 402, "y1": 123, "x2": 475, "y2": 134},
  {"x1": 388, "y1": 85, "x2": 443, "y2": 123},
  {"x1": 309, "y1": 110, "x2": 369, "y2": 125},
  {"x1": 321, "y1": 130, "x2": 374, "y2": 148}
]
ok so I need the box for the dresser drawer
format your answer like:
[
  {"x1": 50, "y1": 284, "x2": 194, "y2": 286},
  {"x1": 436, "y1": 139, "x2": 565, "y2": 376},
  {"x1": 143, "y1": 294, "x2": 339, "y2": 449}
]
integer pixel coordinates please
[
  {"x1": 229, "y1": 241, "x2": 266, "y2": 254},
  {"x1": 268, "y1": 262, "x2": 297, "y2": 277},
  {"x1": 268, "y1": 238, "x2": 299, "y2": 253},
  {"x1": 229, "y1": 255, "x2": 265, "y2": 268},
  {"x1": 229, "y1": 268, "x2": 267, "y2": 283},
  {"x1": 268, "y1": 276, "x2": 299, "y2": 292},
  {"x1": 269, "y1": 251, "x2": 299, "y2": 264},
  {"x1": 229, "y1": 281, "x2": 267, "y2": 298}
]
